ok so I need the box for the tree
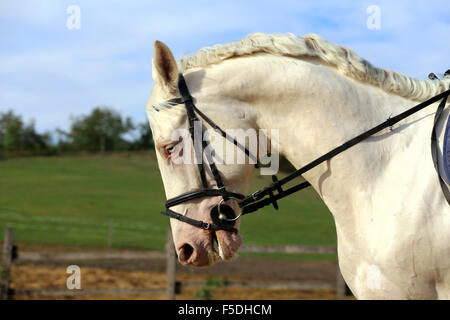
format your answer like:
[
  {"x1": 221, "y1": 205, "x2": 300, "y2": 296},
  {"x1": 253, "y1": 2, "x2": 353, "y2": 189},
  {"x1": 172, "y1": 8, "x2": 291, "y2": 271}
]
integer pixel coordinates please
[
  {"x1": 129, "y1": 122, "x2": 154, "y2": 150},
  {"x1": 1, "y1": 111, "x2": 23, "y2": 151},
  {"x1": 54, "y1": 128, "x2": 71, "y2": 153},
  {"x1": 69, "y1": 106, "x2": 134, "y2": 153},
  {"x1": 0, "y1": 110, "x2": 51, "y2": 155}
]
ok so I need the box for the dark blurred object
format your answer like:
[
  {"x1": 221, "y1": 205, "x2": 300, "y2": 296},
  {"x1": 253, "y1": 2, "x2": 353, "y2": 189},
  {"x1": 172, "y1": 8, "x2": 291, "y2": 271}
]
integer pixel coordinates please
[
  {"x1": 429, "y1": 72, "x2": 439, "y2": 80},
  {"x1": 175, "y1": 281, "x2": 182, "y2": 294},
  {"x1": 11, "y1": 245, "x2": 18, "y2": 261},
  {"x1": 444, "y1": 69, "x2": 450, "y2": 79}
]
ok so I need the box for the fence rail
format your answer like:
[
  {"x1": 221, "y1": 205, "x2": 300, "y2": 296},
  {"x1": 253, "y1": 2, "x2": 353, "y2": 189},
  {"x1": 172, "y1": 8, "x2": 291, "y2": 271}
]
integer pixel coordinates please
[
  {"x1": 240, "y1": 244, "x2": 337, "y2": 254},
  {"x1": 14, "y1": 288, "x2": 167, "y2": 297},
  {"x1": 13, "y1": 281, "x2": 334, "y2": 298},
  {"x1": 1, "y1": 227, "x2": 347, "y2": 300},
  {"x1": 16, "y1": 251, "x2": 166, "y2": 261}
]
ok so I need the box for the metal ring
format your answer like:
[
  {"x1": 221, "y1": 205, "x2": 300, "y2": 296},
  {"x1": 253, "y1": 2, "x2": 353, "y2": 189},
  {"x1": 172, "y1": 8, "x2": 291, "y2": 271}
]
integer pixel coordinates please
[
  {"x1": 217, "y1": 198, "x2": 242, "y2": 222},
  {"x1": 217, "y1": 198, "x2": 226, "y2": 220}
]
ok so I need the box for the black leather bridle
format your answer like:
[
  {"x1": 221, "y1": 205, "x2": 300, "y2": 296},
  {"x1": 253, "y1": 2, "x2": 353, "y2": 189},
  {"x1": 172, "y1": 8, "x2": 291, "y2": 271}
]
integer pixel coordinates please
[
  {"x1": 158, "y1": 73, "x2": 450, "y2": 234},
  {"x1": 160, "y1": 74, "x2": 258, "y2": 233}
]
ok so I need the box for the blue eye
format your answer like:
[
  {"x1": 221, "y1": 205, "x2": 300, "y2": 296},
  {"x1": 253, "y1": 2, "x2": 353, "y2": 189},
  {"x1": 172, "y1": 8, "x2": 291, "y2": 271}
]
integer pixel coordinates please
[
  {"x1": 167, "y1": 145, "x2": 176, "y2": 153},
  {"x1": 165, "y1": 137, "x2": 183, "y2": 157}
]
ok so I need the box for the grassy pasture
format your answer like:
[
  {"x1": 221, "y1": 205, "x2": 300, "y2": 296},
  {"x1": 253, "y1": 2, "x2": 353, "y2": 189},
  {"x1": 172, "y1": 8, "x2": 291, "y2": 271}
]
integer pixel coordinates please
[{"x1": 0, "y1": 153, "x2": 337, "y2": 259}]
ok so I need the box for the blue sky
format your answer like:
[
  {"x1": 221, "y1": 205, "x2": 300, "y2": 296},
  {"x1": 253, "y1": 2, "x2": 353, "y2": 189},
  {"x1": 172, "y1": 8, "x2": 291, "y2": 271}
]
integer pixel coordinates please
[{"x1": 1, "y1": 0, "x2": 449, "y2": 134}]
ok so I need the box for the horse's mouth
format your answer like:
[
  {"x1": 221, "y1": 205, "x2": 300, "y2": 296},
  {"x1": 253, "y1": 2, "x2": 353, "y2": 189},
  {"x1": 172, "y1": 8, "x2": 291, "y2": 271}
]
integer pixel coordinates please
[{"x1": 209, "y1": 229, "x2": 242, "y2": 264}]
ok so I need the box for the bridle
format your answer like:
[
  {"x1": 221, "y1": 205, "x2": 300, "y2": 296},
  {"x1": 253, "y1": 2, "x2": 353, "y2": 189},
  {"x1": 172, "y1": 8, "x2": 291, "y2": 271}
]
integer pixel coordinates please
[
  {"x1": 159, "y1": 73, "x2": 450, "y2": 234},
  {"x1": 161, "y1": 74, "x2": 258, "y2": 233}
]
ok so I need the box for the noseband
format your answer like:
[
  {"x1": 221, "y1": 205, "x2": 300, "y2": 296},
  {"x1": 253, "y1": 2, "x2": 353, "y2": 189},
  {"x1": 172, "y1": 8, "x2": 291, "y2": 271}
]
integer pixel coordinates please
[{"x1": 159, "y1": 73, "x2": 450, "y2": 234}]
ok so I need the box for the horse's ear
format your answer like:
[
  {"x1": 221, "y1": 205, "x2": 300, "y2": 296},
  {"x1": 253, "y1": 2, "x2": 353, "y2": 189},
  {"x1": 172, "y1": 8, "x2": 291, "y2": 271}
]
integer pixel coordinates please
[{"x1": 153, "y1": 40, "x2": 178, "y2": 92}]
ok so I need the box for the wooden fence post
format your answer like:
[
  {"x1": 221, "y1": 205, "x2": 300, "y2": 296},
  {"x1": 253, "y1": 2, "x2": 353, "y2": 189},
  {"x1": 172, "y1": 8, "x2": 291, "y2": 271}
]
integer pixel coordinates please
[
  {"x1": 1, "y1": 228, "x2": 14, "y2": 300},
  {"x1": 336, "y1": 265, "x2": 346, "y2": 300},
  {"x1": 166, "y1": 227, "x2": 176, "y2": 300}
]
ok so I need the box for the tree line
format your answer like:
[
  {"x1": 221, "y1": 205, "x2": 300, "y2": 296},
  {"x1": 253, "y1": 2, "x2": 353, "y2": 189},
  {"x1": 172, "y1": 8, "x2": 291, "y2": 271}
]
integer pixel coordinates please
[
  {"x1": 0, "y1": 106, "x2": 154, "y2": 157},
  {"x1": 0, "y1": 106, "x2": 296, "y2": 172}
]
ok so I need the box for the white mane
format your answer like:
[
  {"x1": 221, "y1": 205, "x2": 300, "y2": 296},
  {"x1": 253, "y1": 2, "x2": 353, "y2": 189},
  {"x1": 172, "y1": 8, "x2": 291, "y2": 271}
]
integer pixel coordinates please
[{"x1": 178, "y1": 33, "x2": 450, "y2": 101}]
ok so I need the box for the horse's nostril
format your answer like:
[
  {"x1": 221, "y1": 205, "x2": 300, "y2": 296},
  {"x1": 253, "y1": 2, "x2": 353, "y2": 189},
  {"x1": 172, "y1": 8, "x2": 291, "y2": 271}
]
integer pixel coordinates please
[{"x1": 178, "y1": 243, "x2": 194, "y2": 263}]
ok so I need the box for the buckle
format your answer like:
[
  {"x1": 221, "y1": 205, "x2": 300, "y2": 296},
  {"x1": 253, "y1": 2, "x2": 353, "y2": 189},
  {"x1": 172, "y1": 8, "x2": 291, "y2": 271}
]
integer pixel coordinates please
[
  {"x1": 203, "y1": 222, "x2": 211, "y2": 230},
  {"x1": 217, "y1": 186, "x2": 226, "y2": 193},
  {"x1": 251, "y1": 190, "x2": 264, "y2": 201}
]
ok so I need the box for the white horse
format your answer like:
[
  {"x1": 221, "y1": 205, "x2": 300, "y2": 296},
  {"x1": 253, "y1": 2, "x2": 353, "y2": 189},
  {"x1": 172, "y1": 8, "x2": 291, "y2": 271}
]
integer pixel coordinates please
[{"x1": 146, "y1": 33, "x2": 450, "y2": 299}]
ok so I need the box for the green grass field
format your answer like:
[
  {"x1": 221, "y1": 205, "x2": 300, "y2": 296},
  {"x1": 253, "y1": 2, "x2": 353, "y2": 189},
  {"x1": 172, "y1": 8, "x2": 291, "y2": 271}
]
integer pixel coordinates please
[{"x1": 0, "y1": 152, "x2": 337, "y2": 259}]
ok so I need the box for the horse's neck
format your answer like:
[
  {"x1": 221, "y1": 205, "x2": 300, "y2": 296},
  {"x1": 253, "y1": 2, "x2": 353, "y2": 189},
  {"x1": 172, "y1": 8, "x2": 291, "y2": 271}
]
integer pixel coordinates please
[{"x1": 220, "y1": 56, "x2": 422, "y2": 217}]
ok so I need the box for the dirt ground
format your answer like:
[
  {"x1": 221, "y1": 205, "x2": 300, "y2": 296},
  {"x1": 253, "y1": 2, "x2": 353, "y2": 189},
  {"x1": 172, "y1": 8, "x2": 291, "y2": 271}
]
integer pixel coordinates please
[{"x1": 6, "y1": 245, "x2": 348, "y2": 300}]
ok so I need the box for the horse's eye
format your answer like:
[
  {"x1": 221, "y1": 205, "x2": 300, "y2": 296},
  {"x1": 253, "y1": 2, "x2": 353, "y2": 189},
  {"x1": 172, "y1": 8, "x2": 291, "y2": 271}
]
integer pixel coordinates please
[
  {"x1": 164, "y1": 142, "x2": 179, "y2": 158},
  {"x1": 166, "y1": 145, "x2": 176, "y2": 153},
  {"x1": 163, "y1": 137, "x2": 183, "y2": 159}
]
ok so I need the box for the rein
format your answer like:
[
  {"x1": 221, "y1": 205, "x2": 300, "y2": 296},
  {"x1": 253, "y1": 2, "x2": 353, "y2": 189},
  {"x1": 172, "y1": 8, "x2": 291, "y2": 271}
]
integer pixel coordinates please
[
  {"x1": 240, "y1": 89, "x2": 450, "y2": 214},
  {"x1": 160, "y1": 73, "x2": 450, "y2": 233}
]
